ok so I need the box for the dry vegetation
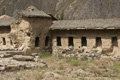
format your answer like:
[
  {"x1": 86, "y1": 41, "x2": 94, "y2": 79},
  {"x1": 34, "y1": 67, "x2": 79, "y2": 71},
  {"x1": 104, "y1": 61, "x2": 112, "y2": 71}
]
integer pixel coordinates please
[{"x1": 0, "y1": 53, "x2": 120, "y2": 80}]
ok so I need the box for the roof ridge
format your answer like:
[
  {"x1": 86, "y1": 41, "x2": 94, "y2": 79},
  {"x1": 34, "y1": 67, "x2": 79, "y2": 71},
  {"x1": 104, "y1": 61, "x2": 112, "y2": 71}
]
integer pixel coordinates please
[
  {"x1": 53, "y1": 18, "x2": 120, "y2": 22},
  {"x1": 0, "y1": 15, "x2": 13, "y2": 20},
  {"x1": 50, "y1": 19, "x2": 120, "y2": 30}
]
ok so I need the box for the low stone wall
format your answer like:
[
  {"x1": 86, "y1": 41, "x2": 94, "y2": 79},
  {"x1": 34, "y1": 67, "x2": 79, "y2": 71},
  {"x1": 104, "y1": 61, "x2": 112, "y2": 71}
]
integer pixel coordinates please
[{"x1": 54, "y1": 47, "x2": 120, "y2": 61}]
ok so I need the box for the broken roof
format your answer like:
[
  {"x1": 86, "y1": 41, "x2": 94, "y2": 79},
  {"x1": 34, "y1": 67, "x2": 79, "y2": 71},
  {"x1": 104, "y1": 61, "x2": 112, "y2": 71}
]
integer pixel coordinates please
[
  {"x1": 19, "y1": 6, "x2": 51, "y2": 18},
  {"x1": 50, "y1": 19, "x2": 120, "y2": 30},
  {"x1": 0, "y1": 15, "x2": 15, "y2": 26}
]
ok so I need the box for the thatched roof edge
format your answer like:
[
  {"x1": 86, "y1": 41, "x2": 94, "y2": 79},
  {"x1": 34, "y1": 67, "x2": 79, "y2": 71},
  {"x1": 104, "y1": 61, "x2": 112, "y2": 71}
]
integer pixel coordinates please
[{"x1": 50, "y1": 19, "x2": 120, "y2": 30}]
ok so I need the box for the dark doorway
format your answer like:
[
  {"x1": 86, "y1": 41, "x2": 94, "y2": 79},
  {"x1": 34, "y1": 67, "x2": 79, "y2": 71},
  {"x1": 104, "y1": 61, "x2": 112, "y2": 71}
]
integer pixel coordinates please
[
  {"x1": 112, "y1": 37, "x2": 118, "y2": 46},
  {"x1": 57, "y1": 37, "x2": 61, "y2": 46},
  {"x1": 45, "y1": 36, "x2": 49, "y2": 46},
  {"x1": 3, "y1": 38, "x2": 6, "y2": 45},
  {"x1": 68, "y1": 37, "x2": 74, "y2": 46},
  {"x1": 81, "y1": 37, "x2": 87, "y2": 46},
  {"x1": 35, "y1": 37, "x2": 39, "y2": 47},
  {"x1": 0, "y1": 26, "x2": 11, "y2": 33},
  {"x1": 96, "y1": 37, "x2": 102, "y2": 47}
]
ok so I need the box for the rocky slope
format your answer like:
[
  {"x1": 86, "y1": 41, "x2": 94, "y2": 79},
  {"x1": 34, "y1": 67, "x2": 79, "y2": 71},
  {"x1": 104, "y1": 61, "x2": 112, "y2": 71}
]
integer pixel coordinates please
[{"x1": 0, "y1": 0, "x2": 120, "y2": 20}]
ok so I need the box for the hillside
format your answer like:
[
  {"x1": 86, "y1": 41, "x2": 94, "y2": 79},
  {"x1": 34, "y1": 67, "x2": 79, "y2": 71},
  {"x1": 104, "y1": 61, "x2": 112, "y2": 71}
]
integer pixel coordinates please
[{"x1": 0, "y1": 0, "x2": 120, "y2": 20}]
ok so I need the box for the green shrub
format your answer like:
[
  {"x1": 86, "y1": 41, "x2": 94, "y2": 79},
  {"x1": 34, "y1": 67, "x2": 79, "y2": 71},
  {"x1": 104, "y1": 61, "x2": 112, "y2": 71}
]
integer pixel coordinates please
[
  {"x1": 65, "y1": 57, "x2": 94, "y2": 67},
  {"x1": 57, "y1": 54, "x2": 64, "y2": 60},
  {"x1": 56, "y1": 71, "x2": 64, "y2": 75},
  {"x1": 39, "y1": 53, "x2": 52, "y2": 58},
  {"x1": 65, "y1": 57, "x2": 80, "y2": 66},
  {"x1": 16, "y1": 78, "x2": 20, "y2": 80},
  {"x1": 111, "y1": 64, "x2": 120, "y2": 73},
  {"x1": 81, "y1": 60, "x2": 94, "y2": 70}
]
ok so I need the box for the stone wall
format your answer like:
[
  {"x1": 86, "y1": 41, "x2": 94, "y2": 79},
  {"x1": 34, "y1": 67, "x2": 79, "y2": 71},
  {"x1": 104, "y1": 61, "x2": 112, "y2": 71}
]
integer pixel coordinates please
[{"x1": 51, "y1": 29, "x2": 120, "y2": 57}]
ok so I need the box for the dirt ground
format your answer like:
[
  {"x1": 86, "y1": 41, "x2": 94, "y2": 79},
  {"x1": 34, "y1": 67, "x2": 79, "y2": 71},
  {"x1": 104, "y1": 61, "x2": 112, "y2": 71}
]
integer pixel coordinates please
[{"x1": 0, "y1": 54, "x2": 120, "y2": 80}]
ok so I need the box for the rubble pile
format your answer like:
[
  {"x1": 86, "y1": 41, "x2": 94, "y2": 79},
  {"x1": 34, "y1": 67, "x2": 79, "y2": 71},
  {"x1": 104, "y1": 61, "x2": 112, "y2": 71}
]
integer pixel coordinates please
[
  {"x1": 0, "y1": 53, "x2": 47, "y2": 71},
  {"x1": 61, "y1": 47, "x2": 120, "y2": 61}
]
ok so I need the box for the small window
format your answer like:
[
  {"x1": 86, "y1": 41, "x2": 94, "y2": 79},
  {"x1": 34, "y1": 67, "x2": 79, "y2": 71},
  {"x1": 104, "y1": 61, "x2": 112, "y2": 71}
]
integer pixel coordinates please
[
  {"x1": 45, "y1": 36, "x2": 49, "y2": 46},
  {"x1": 57, "y1": 37, "x2": 61, "y2": 46},
  {"x1": 81, "y1": 37, "x2": 87, "y2": 46},
  {"x1": 27, "y1": 33, "x2": 31, "y2": 37},
  {"x1": 68, "y1": 37, "x2": 74, "y2": 46},
  {"x1": 3, "y1": 38, "x2": 6, "y2": 45},
  {"x1": 35, "y1": 37, "x2": 39, "y2": 47},
  {"x1": 112, "y1": 37, "x2": 118, "y2": 46},
  {"x1": 96, "y1": 37, "x2": 102, "y2": 47}
]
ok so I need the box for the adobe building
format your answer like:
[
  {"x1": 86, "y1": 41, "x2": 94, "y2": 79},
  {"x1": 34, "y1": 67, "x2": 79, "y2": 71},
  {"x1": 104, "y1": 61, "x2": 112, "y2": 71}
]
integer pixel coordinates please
[
  {"x1": 0, "y1": 6, "x2": 120, "y2": 58},
  {"x1": 15, "y1": 6, "x2": 53, "y2": 55},
  {"x1": 0, "y1": 6, "x2": 53, "y2": 55},
  {"x1": 50, "y1": 19, "x2": 120, "y2": 57},
  {"x1": 0, "y1": 15, "x2": 15, "y2": 50}
]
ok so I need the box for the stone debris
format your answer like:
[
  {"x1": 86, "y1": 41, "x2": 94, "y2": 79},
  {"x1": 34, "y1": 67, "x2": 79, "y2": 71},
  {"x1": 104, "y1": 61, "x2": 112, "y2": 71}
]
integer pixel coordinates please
[
  {"x1": 13, "y1": 55, "x2": 34, "y2": 61},
  {"x1": 80, "y1": 53, "x2": 101, "y2": 60},
  {"x1": 61, "y1": 49, "x2": 101, "y2": 59},
  {"x1": 18, "y1": 45, "x2": 25, "y2": 51},
  {"x1": 0, "y1": 55, "x2": 47, "y2": 72},
  {"x1": 61, "y1": 48, "x2": 120, "y2": 61},
  {"x1": 31, "y1": 53, "x2": 38, "y2": 57},
  {"x1": 33, "y1": 56, "x2": 39, "y2": 62},
  {"x1": 0, "y1": 53, "x2": 12, "y2": 58}
]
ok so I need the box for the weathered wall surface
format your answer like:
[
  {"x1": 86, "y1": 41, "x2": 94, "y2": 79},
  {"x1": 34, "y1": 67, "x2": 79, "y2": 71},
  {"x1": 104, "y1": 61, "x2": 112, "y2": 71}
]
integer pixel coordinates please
[
  {"x1": 17, "y1": 17, "x2": 52, "y2": 55},
  {"x1": 0, "y1": 24, "x2": 18, "y2": 50},
  {"x1": 52, "y1": 30, "x2": 120, "y2": 56}
]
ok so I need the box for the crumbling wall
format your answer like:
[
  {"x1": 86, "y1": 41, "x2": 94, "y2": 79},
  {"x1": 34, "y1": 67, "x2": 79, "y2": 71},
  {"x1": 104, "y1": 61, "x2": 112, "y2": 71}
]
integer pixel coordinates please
[
  {"x1": 17, "y1": 17, "x2": 52, "y2": 55},
  {"x1": 0, "y1": 24, "x2": 18, "y2": 50},
  {"x1": 52, "y1": 29, "x2": 120, "y2": 56},
  {"x1": 17, "y1": 18, "x2": 31, "y2": 48},
  {"x1": 29, "y1": 17, "x2": 52, "y2": 54}
]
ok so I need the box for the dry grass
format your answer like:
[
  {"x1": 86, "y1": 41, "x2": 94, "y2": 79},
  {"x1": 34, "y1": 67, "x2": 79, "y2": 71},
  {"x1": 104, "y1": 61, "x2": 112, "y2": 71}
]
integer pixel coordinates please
[
  {"x1": 40, "y1": 54, "x2": 120, "y2": 78},
  {"x1": 0, "y1": 54, "x2": 120, "y2": 80}
]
